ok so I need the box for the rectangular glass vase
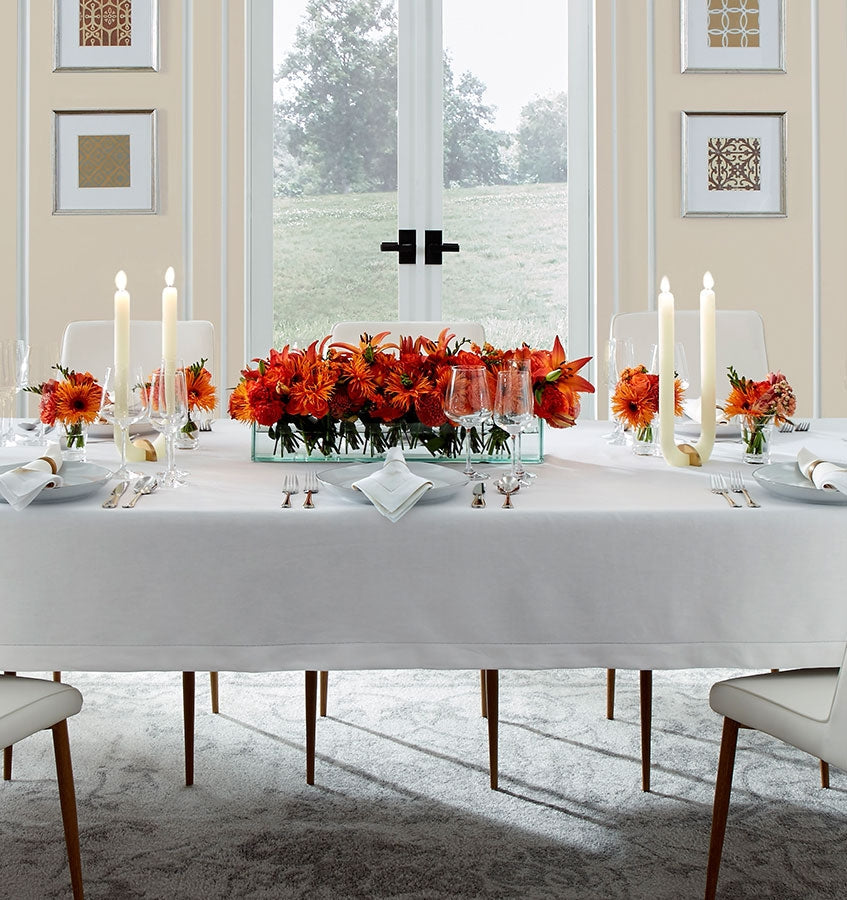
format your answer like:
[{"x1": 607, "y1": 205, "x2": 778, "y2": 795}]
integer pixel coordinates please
[{"x1": 251, "y1": 419, "x2": 544, "y2": 464}]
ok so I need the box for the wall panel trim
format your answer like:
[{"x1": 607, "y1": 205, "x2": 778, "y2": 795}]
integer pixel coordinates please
[
  {"x1": 646, "y1": 0, "x2": 656, "y2": 311},
  {"x1": 183, "y1": 0, "x2": 194, "y2": 320},
  {"x1": 811, "y1": 0, "x2": 821, "y2": 415}
]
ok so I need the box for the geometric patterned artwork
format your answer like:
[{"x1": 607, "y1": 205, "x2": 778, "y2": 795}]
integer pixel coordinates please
[
  {"x1": 707, "y1": 137, "x2": 761, "y2": 191},
  {"x1": 79, "y1": 0, "x2": 133, "y2": 47},
  {"x1": 77, "y1": 134, "x2": 132, "y2": 188},
  {"x1": 707, "y1": 0, "x2": 760, "y2": 48}
]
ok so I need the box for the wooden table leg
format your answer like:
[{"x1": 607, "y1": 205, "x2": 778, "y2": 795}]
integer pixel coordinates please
[
  {"x1": 480, "y1": 669, "x2": 487, "y2": 718},
  {"x1": 484, "y1": 669, "x2": 499, "y2": 790},
  {"x1": 305, "y1": 671, "x2": 317, "y2": 785},
  {"x1": 209, "y1": 672, "x2": 219, "y2": 714},
  {"x1": 820, "y1": 759, "x2": 830, "y2": 789},
  {"x1": 319, "y1": 671, "x2": 328, "y2": 718},
  {"x1": 639, "y1": 669, "x2": 652, "y2": 792},
  {"x1": 606, "y1": 668, "x2": 616, "y2": 720},
  {"x1": 182, "y1": 672, "x2": 195, "y2": 787}
]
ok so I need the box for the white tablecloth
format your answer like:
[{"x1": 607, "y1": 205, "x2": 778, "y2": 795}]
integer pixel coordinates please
[{"x1": 2, "y1": 419, "x2": 846, "y2": 672}]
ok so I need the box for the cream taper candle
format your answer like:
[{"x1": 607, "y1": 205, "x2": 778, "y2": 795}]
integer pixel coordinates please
[
  {"x1": 694, "y1": 272, "x2": 716, "y2": 462},
  {"x1": 658, "y1": 277, "x2": 690, "y2": 467},
  {"x1": 162, "y1": 267, "x2": 178, "y2": 407},
  {"x1": 114, "y1": 270, "x2": 130, "y2": 418}
]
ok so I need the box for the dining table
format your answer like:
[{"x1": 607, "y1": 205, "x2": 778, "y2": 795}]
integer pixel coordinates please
[{"x1": 1, "y1": 418, "x2": 846, "y2": 677}]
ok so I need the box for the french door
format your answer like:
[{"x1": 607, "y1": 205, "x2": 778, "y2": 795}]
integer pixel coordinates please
[{"x1": 247, "y1": 0, "x2": 590, "y2": 368}]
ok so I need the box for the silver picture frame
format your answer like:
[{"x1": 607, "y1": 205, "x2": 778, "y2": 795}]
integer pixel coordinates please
[
  {"x1": 54, "y1": 0, "x2": 159, "y2": 72},
  {"x1": 681, "y1": 111, "x2": 786, "y2": 218},
  {"x1": 681, "y1": 0, "x2": 785, "y2": 74},
  {"x1": 53, "y1": 109, "x2": 158, "y2": 215}
]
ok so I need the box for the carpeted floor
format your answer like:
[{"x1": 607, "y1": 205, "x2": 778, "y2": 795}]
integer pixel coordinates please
[{"x1": 0, "y1": 668, "x2": 843, "y2": 899}]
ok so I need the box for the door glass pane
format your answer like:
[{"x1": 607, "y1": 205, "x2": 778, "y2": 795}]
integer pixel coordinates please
[
  {"x1": 441, "y1": 1, "x2": 568, "y2": 349},
  {"x1": 273, "y1": 0, "x2": 398, "y2": 348}
]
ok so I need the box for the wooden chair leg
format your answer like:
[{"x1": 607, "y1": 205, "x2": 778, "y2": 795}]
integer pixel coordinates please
[
  {"x1": 319, "y1": 670, "x2": 328, "y2": 718},
  {"x1": 640, "y1": 669, "x2": 652, "y2": 792},
  {"x1": 705, "y1": 717, "x2": 740, "y2": 900},
  {"x1": 3, "y1": 672, "x2": 13, "y2": 781},
  {"x1": 182, "y1": 672, "x2": 195, "y2": 787},
  {"x1": 606, "y1": 668, "x2": 616, "y2": 720},
  {"x1": 820, "y1": 759, "x2": 830, "y2": 789},
  {"x1": 480, "y1": 669, "x2": 488, "y2": 718},
  {"x1": 209, "y1": 672, "x2": 219, "y2": 714},
  {"x1": 53, "y1": 672, "x2": 62, "y2": 682},
  {"x1": 305, "y1": 671, "x2": 317, "y2": 785},
  {"x1": 52, "y1": 720, "x2": 84, "y2": 900},
  {"x1": 484, "y1": 669, "x2": 499, "y2": 790}
]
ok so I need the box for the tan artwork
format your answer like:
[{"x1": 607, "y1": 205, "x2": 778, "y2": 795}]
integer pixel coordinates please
[
  {"x1": 707, "y1": 0, "x2": 760, "y2": 48},
  {"x1": 707, "y1": 137, "x2": 760, "y2": 191},
  {"x1": 79, "y1": 0, "x2": 133, "y2": 47},
  {"x1": 77, "y1": 134, "x2": 131, "y2": 188}
]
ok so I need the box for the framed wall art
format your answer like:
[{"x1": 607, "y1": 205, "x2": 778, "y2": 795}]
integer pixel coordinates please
[
  {"x1": 681, "y1": 112, "x2": 786, "y2": 218},
  {"x1": 54, "y1": 0, "x2": 159, "y2": 71},
  {"x1": 681, "y1": 0, "x2": 785, "y2": 73},
  {"x1": 53, "y1": 110, "x2": 158, "y2": 215}
]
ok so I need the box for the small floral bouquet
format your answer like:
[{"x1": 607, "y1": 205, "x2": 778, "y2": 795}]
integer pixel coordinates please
[
  {"x1": 182, "y1": 358, "x2": 216, "y2": 436},
  {"x1": 229, "y1": 330, "x2": 594, "y2": 460},
  {"x1": 611, "y1": 365, "x2": 684, "y2": 448},
  {"x1": 723, "y1": 366, "x2": 796, "y2": 461},
  {"x1": 24, "y1": 365, "x2": 103, "y2": 454}
]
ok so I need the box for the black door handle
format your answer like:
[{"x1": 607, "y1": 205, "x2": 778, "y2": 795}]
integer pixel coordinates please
[
  {"x1": 425, "y1": 230, "x2": 460, "y2": 265},
  {"x1": 380, "y1": 229, "x2": 416, "y2": 264}
]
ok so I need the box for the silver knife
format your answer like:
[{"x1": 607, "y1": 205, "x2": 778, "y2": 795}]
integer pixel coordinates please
[{"x1": 102, "y1": 480, "x2": 130, "y2": 509}]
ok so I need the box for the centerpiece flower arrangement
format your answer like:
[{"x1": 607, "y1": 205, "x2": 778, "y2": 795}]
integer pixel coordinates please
[
  {"x1": 229, "y1": 330, "x2": 594, "y2": 460},
  {"x1": 723, "y1": 366, "x2": 796, "y2": 462},
  {"x1": 24, "y1": 365, "x2": 103, "y2": 457},
  {"x1": 610, "y1": 365, "x2": 685, "y2": 451}
]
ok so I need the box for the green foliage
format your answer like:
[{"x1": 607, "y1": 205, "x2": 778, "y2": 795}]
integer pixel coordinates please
[{"x1": 516, "y1": 93, "x2": 567, "y2": 183}]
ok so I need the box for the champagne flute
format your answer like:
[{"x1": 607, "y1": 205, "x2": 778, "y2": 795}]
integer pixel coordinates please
[
  {"x1": 444, "y1": 366, "x2": 492, "y2": 481},
  {"x1": 99, "y1": 366, "x2": 149, "y2": 480},
  {"x1": 606, "y1": 337, "x2": 635, "y2": 445},
  {"x1": 147, "y1": 363, "x2": 189, "y2": 488},
  {"x1": 494, "y1": 367, "x2": 534, "y2": 480},
  {"x1": 0, "y1": 340, "x2": 27, "y2": 447}
]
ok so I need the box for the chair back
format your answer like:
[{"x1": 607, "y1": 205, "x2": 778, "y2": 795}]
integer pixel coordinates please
[
  {"x1": 60, "y1": 320, "x2": 215, "y2": 382},
  {"x1": 330, "y1": 321, "x2": 485, "y2": 351},
  {"x1": 610, "y1": 310, "x2": 768, "y2": 397}
]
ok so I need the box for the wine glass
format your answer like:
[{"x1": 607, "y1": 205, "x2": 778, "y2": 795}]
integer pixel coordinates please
[
  {"x1": 649, "y1": 342, "x2": 689, "y2": 391},
  {"x1": 0, "y1": 340, "x2": 28, "y2": 447},
  {"x1": 494, "y1": 367, "x2": 534, "y2": 480},
  {"x1": 147, "y1": 363, "x2": 189, "y2": 488},
  {"x1": 18, "y1": 342, "x2": 59, "y2": 446},
  {"x1": 605, "y1": 337, "x2": 635, "y2": 445},
  {"x1": 100, "y1": 366, "x2": 149, "y2": 480},
  {"x1": 444, "y1": 366, "x2": 492, "y2": 481}
]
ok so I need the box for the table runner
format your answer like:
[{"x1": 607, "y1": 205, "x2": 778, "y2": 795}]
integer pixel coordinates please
[{"x1": 2, "y1": 419, "x2": 845, "y2": 672}]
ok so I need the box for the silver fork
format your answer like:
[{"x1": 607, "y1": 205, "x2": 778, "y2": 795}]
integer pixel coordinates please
[
  {"x1": 729, "y1": 469, "x2": 760, "y2": 508},
  {"x1": 302, "y1": 471, "x2": 319, "y2": 508},
  {"x1": 281, "y1": 473, "x2": 299, "y2": 508},
  {"x1": 795, "y1": 419, "x2": 811, "y2": 432},
  {"x1": 710, "y1": 473, "x2": 739, "y2": 508},
  {"x1": 778, "y1": 421, "x2": 793, "y2": 433}
]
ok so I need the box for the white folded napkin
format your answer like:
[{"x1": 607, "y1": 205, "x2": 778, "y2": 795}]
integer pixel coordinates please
[
  {"x1": 0, "y1": 443, "x2": 65, "y2": 510},
  {"x1": 352, "y1": 447, "x2": 433, "y2": 522},
  {"x1": 797, "y1": 447, "x2": 847, "y2": 494},
  {"x1": 682, "y1": 397, "x2": 730, "y2": 426}
]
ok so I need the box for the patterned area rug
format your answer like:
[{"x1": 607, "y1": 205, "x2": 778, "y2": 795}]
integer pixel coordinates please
[{"x1": 0, "y1": 668, "x2": 843, "y2": 899}]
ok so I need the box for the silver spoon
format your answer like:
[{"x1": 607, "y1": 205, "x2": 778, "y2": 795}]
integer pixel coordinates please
[{"x1": 122, "y1": 476, "x2": 158, "y2": 508}]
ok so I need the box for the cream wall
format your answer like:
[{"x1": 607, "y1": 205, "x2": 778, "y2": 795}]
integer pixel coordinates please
[
  {"x1": 4, "y1": 0, "x2": 246, "y2": 398},
  {"x1": 4, "y1": 2, "x2": 846, "y2": 417},
  {"x1": 596, "y1": 0, "x2": 847, "y2": 417}
]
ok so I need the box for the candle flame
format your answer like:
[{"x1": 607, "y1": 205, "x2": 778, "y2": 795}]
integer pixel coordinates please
[
  {"x1": 703, "y1": 271, "x2": 714, "y2": 290},
  {"x1": 165, "y1": 266, "x2": 175, "y2": 287},
  {"x1": 660, "y1": 276, "x2": 670, "y2": 293},
  {"x1": 115, "y1": 270, "x2": 127, "y2": 291}
]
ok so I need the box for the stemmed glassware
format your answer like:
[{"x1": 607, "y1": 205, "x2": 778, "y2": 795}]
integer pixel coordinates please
[
  {"x1": 0, "y1": 340, "x2": 28, "y2": 447},
  {"x1": 605, "y1": 337, "x2": 635, "y2": 445},
  {"x1": 99, "y1": 366, "x2": 149, "y2": 480},
  {"x1": 494, "y1": 367, "x2": 535, "y2": 480},
  {"x1": 444, "y1": 366, "x2": 492, "y2": 481},
  {"x1": 147, "y1": 363, "x2": 189, "y2": 488}
]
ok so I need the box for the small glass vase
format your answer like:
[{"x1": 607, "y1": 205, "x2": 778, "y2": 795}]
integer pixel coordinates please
[
  {"x1": 176, "y1": 418, "x2": 199, "y2": 450},
  {"x1": 740, "y1": 415, "x2": 773, "y2": 464},
  {"x1": 60, "y1": 422, "x2": 88, "y2": 462},
  {"x1": 632, "y1": 418, "x2": 657, "y2": 456}
]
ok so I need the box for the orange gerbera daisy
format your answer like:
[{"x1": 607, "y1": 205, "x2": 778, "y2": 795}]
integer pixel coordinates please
[
  {"x1": 228, "y1": 380, "x2": 253, "y2": 423},
  {"x1": 52, "y1": 379, "x2": 102, "y2": 426},
  {"x1": 184, "y1": 360, "x2": 217, "y2": 412}
]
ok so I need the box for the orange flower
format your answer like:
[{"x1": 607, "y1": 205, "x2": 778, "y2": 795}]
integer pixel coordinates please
[
  {"x1": 723, "y1": 366, "x2": 796, "y2": 423},
  {"x1": 52, "y1": 379, "x2": 102, "y2": 426},
  {"x1": 228, "y1": 381, "x2": 253, "y2": 423},
  {"x1": 184, "y1": 362, "x2": 216, "y2": 412}
]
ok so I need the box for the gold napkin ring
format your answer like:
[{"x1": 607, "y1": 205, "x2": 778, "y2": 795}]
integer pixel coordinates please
[{"x1": 37, "y1": 456, "x2": 58, "y2": 474}]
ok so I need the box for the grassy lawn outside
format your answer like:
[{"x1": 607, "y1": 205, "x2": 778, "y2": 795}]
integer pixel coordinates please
[{"x1": 272, "y1": 182, "x2": 567, "y2": 351}]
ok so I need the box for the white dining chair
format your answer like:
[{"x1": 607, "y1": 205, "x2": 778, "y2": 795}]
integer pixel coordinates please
[
  {"x1": 607, "y1": 310, "x2": 769, "y2": 791},
  {"x1": 307, "y1": 321, "x2": 498, "y2": 787},
  {"x1": 0, "y1": 674, "x2": 85, "y2": 899},
  {"x1": 704, "y1": 649, "x2": 847, "y2": 899},
  {"x1": 57, "y1": 319, "x2": 218, "y2": 786}
]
